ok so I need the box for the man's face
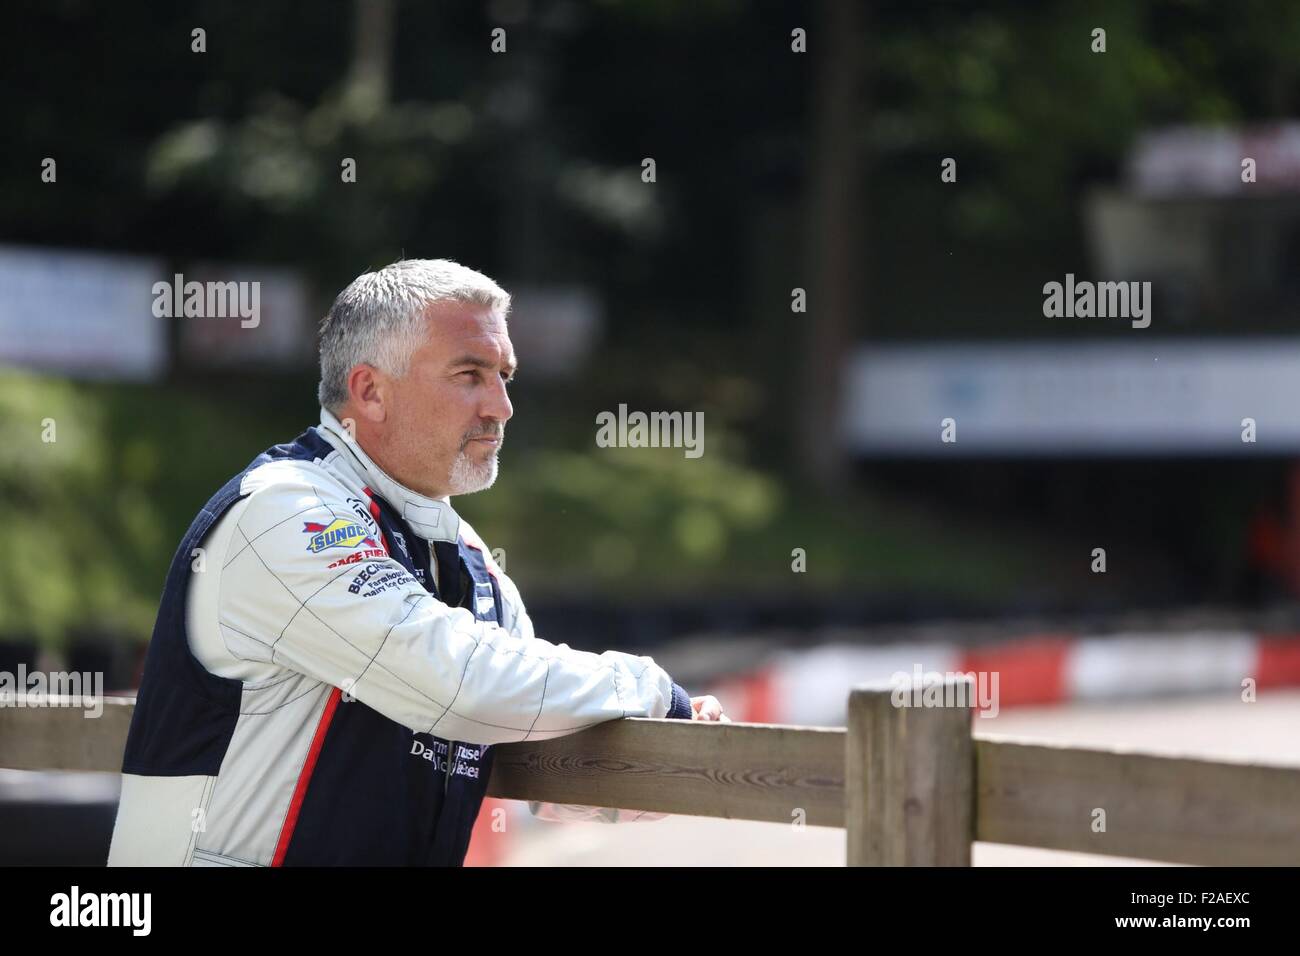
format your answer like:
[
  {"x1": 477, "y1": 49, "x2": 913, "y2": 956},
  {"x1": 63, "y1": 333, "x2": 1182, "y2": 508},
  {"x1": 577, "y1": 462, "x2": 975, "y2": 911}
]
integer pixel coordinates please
[{"x1": 382, "y1": 300, "x2": 516, "y2": 500}]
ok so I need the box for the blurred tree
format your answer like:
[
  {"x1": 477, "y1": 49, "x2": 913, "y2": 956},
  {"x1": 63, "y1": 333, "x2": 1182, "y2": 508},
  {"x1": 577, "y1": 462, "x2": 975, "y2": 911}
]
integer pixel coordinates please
[
  {"x1": 801, "y1": 0, "x2": 864, "y2": 490},
  {"x1": 11, "y1": 0, "x2": 1300, "y2": 645}
]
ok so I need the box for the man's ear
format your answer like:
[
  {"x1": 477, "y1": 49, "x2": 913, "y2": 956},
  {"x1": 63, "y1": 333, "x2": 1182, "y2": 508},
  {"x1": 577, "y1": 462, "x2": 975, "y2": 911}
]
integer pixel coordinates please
[{"x1": 347, "y1": 364, "x2": 388, "y2": 423}]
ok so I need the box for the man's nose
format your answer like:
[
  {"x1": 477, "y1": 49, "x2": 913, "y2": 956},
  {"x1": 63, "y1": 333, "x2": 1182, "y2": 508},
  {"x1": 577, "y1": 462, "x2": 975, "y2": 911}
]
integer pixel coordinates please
[{"x1": 482, "y1": 376, "x2": 513, "y2": 423}]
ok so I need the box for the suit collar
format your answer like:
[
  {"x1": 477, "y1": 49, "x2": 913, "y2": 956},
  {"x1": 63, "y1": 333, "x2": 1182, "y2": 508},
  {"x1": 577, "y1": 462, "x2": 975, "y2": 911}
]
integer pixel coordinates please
[{"x1": 316, "y1": 407, "x2": 461, "y2": 544}]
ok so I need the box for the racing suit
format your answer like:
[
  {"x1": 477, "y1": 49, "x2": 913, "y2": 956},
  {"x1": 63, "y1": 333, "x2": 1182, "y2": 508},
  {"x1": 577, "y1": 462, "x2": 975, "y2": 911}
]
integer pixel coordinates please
[{"x1": 107, "y1": 408, "x2": 693, "y2": 866}]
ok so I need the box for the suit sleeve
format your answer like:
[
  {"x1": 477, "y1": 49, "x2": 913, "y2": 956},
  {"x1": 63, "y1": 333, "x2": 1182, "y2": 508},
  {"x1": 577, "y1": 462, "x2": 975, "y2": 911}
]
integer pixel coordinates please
[
  {"x1": 494, "y1": 576, "x2": 682, "y2": 823},
  {"x1": 216, "y1": 473, "x2": 692, "y2": 745}
]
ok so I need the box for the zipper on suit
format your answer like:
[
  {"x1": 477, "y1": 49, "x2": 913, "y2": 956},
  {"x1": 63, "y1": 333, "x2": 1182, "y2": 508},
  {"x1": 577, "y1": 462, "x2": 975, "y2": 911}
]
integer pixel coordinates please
[{"x1": 430, "y1": 536, "x2": 456, "y2": 797}]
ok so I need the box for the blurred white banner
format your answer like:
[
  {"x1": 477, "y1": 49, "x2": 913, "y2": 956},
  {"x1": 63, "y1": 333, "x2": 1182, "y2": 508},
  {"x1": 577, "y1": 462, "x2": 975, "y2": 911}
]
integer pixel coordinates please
[
  {"x1": 844, "y1": 338, "x2": 1300, "y2": 455},
  {"x1": 0, "y1": 245, "x2": 166, "y2": 380}
]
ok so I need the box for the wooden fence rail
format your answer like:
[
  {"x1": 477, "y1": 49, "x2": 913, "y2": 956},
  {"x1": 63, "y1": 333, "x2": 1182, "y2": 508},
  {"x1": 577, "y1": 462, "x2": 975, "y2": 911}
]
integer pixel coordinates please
[{"x1": 2, "y1": 679, "x2": 1298, "y2": 865}]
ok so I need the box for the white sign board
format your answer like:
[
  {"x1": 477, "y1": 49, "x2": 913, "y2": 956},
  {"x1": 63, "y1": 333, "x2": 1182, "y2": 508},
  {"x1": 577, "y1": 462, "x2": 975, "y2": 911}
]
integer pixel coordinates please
[
  {"x1": 843, "y1": 339, "x2": 1300, "y2": 455},
  {"x1": 175, "y1": 262, "x2": 313, "y2": 368},
  {"x1": 0, "y1": 245, "x2": 167, "y2": 380}
]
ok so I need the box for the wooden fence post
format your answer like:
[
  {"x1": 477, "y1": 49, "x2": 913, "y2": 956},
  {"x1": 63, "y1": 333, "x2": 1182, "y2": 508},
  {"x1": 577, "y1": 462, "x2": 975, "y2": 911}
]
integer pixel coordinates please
[{"x1": 846, "y1": 676, "x2": 975, "y2": 865}]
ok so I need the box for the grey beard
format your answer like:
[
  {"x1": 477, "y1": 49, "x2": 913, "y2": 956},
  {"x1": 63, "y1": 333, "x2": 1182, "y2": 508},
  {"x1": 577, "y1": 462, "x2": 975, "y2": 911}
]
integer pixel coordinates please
[{"x1": 447, "y1": 446, "x2": 499, "y2": 496}]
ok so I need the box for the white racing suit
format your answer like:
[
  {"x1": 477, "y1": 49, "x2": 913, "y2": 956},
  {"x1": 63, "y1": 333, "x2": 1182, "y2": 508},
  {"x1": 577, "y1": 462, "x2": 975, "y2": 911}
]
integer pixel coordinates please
[{"x1": 107, "y1": 408, "x2": 691, "y2": 866}]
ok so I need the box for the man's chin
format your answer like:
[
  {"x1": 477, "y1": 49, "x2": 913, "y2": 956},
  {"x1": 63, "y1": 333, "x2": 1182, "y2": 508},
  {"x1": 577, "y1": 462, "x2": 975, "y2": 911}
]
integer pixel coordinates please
[{"x1": 446, "y1": 451, "x2": 499, "y2": 496}]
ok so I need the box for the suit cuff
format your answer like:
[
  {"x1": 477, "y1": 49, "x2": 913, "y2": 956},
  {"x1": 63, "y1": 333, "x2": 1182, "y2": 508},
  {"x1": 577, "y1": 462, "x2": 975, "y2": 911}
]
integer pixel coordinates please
[{"x1": 665, "y1": 682, "x2": 693, "y2": 720}]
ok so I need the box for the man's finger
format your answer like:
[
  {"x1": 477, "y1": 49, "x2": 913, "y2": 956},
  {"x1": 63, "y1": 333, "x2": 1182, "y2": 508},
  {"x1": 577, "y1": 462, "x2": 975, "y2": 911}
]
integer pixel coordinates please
[{"x1": 688, "y1": 695, "x2": 726, "y2": 721}]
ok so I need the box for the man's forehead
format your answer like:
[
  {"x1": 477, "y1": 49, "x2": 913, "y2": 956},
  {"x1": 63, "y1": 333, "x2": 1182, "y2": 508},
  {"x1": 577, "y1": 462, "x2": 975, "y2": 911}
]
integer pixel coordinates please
[{"x1": 420, "y1": 300, "x2": 515, "y2": 364}]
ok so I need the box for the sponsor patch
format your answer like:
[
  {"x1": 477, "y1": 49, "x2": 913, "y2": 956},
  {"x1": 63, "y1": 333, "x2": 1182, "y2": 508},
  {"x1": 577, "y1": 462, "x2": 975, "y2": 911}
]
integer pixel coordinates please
[
  {"x1": 303, "y1": 519, "x2": 377, "y2": 554},
  {"x1": 326, "y1": 548, "x2": 388, "y2": 569}
]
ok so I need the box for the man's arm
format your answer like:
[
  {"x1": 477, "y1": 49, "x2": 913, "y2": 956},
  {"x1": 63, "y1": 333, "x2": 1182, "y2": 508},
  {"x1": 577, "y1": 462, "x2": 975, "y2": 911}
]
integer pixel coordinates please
[
  {"x1": 485, "y1": 570, "x2": 676, "y2": 823},
  {"x1": 215, "y1": 467, "x2": 693, "y2": 745}
]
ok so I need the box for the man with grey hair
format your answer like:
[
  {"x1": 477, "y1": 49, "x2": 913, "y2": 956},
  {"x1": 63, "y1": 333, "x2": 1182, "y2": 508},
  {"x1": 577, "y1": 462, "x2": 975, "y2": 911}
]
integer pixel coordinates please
[{"x1": 109, "y1": 258, "x2": 725, "y2": 867}]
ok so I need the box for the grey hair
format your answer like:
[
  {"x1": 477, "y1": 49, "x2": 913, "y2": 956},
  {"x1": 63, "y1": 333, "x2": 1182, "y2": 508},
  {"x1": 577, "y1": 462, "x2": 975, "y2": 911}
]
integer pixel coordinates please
[{"x1": 317, "y1": 258, "x2": 511, "y2": 412}]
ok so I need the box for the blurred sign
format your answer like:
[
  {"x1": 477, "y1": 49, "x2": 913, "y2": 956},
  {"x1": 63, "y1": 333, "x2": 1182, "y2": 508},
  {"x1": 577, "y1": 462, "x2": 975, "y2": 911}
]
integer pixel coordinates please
[
  {"x1": 176, "y1": 262, "x2": 313, "y2": 368},
  {"x1": 0, "y1": 245, "x2": 166, "y2": 380},
  {"x1": 1129, "y1": 123, "x2": 1300, "y2": 196},
  {"x1": 844, "y1": 339, "x2": 1300, "y2": 456},
  {"x1": 502, "y1": 284, "x2": 600, "y2": 379}
]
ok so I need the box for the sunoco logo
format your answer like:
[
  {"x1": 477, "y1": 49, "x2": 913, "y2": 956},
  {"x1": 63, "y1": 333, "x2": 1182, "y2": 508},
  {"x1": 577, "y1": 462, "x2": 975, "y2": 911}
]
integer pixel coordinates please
[{"x1": 303, "y1": 519, "x2": 373, "y2": 553}]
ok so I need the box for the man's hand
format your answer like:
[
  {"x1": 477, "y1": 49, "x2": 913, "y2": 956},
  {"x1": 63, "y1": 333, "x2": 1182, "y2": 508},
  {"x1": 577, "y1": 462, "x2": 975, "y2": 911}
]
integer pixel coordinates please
[{"x1": 690, "y1": 695, "x2": 730, "y2": 722}]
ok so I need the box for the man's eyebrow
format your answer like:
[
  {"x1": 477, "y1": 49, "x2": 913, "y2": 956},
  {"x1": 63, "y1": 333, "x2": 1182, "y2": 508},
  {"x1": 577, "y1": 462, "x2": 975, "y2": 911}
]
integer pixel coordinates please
[{"x1": 448, "y1": 354, "x2": 518, "y2": 373}]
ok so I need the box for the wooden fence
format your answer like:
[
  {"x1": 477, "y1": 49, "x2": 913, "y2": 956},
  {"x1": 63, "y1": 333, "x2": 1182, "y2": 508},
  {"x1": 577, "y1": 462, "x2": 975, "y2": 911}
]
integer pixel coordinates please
[{"x1": 2, "y1": 678, "x2": 1298, "y2": 865}]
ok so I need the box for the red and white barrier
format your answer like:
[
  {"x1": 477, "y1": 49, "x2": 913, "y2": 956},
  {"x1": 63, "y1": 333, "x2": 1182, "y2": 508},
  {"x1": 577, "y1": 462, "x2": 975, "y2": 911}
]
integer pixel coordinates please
[{"x1": 701, "y1": 631, "x2": 1300, "y2": 726}]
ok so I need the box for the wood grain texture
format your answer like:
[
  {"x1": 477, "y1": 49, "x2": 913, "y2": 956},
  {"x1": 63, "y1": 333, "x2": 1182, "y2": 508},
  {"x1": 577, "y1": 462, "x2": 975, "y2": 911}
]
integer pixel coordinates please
[
  {"x1": 847, "y1": 682, "x2": 974, "y2": 866},
  {"x1": 487, "y1": 718, "x2": 847, "y2": 827},
  {"x1": 0, "y1": 695, "x2": 134, "y2": 772},
  {"x1": 9, "y1": 694, "x2": 1298, "y2": 867},
  {"x1": 975, "y1": 735, "x2": 1300, "y2": 865}
]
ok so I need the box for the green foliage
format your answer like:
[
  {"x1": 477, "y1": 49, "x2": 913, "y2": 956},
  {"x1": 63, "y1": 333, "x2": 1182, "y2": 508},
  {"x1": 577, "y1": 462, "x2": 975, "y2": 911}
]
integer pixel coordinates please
[
  {"x1": 0, "y1": 370, "x2": 312, "y2": 648},
  {"x1": 0, "y1": 369, "x2": 1055, "y2": 647},
  {"x1": 458, "y1": 421, "x2": 1052, "y2": 600}
]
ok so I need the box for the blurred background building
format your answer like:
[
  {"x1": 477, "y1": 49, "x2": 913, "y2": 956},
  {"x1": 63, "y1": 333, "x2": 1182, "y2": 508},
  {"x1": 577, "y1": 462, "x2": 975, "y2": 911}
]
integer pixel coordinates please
[{"x1": 4, "y1": 0, "x2": 1300, "y2": 864}]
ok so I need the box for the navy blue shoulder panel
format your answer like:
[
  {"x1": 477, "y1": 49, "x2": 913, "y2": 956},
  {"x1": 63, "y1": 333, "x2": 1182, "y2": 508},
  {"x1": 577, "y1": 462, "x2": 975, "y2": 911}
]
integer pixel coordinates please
[
  {"x1": 121, "y1": 428, "x2": 334, "y2": 776},
  {"x1": 265, "y1": 426, "x2": 335, "y2": 464},
  {"x1": 459, "y1": 543, "x2": 503, "y2": 624}
]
